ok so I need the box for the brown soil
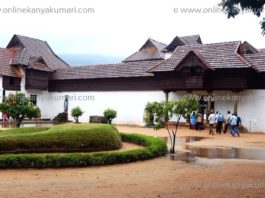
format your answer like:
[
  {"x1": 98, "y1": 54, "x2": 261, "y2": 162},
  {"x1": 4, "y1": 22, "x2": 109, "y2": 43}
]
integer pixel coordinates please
[{"x1": 0, "y1": 125, "x2": 265, "y2": 198}]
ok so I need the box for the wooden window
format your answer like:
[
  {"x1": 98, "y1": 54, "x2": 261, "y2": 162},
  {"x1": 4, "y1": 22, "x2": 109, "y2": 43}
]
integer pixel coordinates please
[
  {"x1": 9, "y1": 78, "x2": 15, "y2": 85},
  {"x1": 181, "y1": 66, "x2": 204, "y2": 76}
]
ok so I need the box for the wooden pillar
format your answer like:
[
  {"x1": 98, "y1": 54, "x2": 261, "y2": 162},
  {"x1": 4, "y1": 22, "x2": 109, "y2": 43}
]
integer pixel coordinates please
[
  {"x1": 231, "y1": 89, "x2": 242, "y2": 114},
  {"x1": 163, "y1": 90, "x2": 170, "y2": 102},
  {"x1": 233, "y1": 99, "x2": 238, "y2": 114},
  {"x1": 207, "y1": 91, "x2": 212, "y2": 116}
]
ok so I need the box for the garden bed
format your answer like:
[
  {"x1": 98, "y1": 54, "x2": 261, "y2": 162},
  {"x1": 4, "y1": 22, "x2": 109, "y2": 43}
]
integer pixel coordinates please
[{"x1": 0, "y1": 124, "x2": 167, "y2": 168}]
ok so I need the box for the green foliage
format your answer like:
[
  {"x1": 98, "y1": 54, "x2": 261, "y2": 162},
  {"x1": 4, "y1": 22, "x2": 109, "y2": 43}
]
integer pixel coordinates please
[
  {"x1": 144, "y1": 94, "x2": 200, "y2": 130},
  {"x1": 181, "y1": 94, "x2": 201, "y2": 119},
  {"x1": 220, "y1": 0, "x2": 265, "y2": 34},
  {"x1": 0, "y1": 92, "x2": 41, "y2": 127},
  {"x1": 103, "y1": 108, "x2": 117, "y2": 124},
  {"x1": 144, "y1": 94, "x2": 199, "y2": 153},
  {"x1": 143, "y1": 102, "x2": 156, "y2": 126},
  {"x1": 0, "y1": 133, "x2": 167, "y2": 168},
  {"x1": 0, "y1": 123, "x2": 122, "y2": 153},
  {"x1": 71, "y1": 106, "x2": 84, "y2": 123}
]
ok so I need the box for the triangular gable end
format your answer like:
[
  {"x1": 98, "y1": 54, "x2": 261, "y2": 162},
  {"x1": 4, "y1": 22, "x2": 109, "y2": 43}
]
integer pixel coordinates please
[
  {"x1": 29, "y1": 56, "x2": 53, "y2": 72},
  {"x1": 33, "y1": 56, "x2": 47, "y2": 65},
  {"x1": 6, "y1": 35, "x2": 24, "y2": 49},
  {"x1": 174, "y1": 50, "x2": 211, "y2": 71},
  {"x1": 139, "y1": 39, "x2": 157, "y2": 51},
  {"x1": 162, "y1": 36, "x2": 185, "y2": 53},
  {"x1": 239, "y1": 41, "x2": 259, "y2": 55},
  {"x1": 196, "y1": 36, "x2": 202, "y2": 44}
]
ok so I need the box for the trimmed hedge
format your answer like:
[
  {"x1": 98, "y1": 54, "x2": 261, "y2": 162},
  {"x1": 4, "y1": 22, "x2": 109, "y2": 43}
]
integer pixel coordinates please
[
  {"x1": 0, "y1": 133, "x2": 167, "y2": 168},
  {"x1": 0, "y1": 124, "x2": 122, "y2": 153}
]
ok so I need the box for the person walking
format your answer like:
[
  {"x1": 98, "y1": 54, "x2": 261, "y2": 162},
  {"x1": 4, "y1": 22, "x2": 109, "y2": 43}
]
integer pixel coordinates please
[
  {"x1": 208, "y1": 111, "x2": 215, "y2": 136},
  {"x1": 216, "y1": 112, "x2": 224, "y2": 134},
  {"x1": 190, "y1": 111, "x2": 197, "y2": 130},
  {"x1": 230, "y1": 113, "x2": 238, "y2": 137},
  {"x1": 215, "y1": 111, "x2": 219, "y2": 133},
  {"x1": 223, "y1": 111, "x2": 231, "y2": 134},
  {"x1": 235, "y1": 113, "x2": 241, "y2": 137},
  {"x1": 196, "y1": 112, "x2": 203, "y2": 131}
]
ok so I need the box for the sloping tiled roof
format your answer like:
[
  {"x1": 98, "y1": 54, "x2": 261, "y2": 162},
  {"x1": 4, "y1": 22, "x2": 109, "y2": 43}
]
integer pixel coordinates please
[
  {"x1": 123, "y1": 38, "x2": 166, "y2": 62},
  {"x1": 180, "y1": 35, "x2": 202, "y2": 45},
  {"x1": 0, "y1": 48, "x2": 22, "y2": 77},
  {"x1": 51, "y1": 60, "x2": 162, "y2": 80},
  {"x1": 163, "y1": 35, "x2": 202, "y2": 52},
  {"x1": 122, "y1": 51, "x2": 165, "y2": 62},
  {"x1": 7, "y1": 35, "x2": 69, "y2": 70},
  {"x1": 244, "y1": 53, "x2": 265, "y2": 72},
  {"x1": 148, "y1": 41, "x2": 251, "y2": 72},
  {"x1": 259, "y1": 48, "x2": 265, "y2": 53}
]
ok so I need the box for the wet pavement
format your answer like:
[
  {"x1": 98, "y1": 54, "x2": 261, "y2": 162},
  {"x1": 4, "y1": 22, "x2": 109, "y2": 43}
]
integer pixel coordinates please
[{"x1": 164, "y1": 136, "x2": 265, "y2": 162}]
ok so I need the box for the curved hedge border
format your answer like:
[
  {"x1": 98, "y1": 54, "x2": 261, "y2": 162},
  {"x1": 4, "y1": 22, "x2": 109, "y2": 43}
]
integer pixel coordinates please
[{"x1": 0, "y1": 133, "x2": 167, "y2": 168}]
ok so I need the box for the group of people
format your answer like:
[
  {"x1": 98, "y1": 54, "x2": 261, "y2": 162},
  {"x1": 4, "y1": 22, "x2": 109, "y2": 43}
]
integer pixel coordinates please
[
  {"x1": 189, "y1": 110, "x2": 242, "y2": 137},
  {"x1": 208, "y1": 110, "x2": 241, "y2": 137}
]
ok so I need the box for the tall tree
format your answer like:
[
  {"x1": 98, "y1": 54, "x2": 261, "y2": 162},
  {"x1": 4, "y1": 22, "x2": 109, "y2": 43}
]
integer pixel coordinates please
[{"x1": 220, "y1": 0, "x2": 265, "y2": 34}]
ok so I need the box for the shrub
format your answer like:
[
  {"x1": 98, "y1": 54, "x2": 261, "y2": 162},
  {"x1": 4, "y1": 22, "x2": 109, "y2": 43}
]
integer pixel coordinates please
[
  {"x1": 144, "y1": 102, "x2": 156, "y2": 126},
  {"x1": 0, "y1": 133, "x2": 167, "y2": 168},
  {"x1": 0, "y1": 123, "x2": 122, "y2": 153},
  {"x1": 0, "y1": 92, "x2": 41, "y2": 127},
  {"x1": 103, "y1": 108, "x2": 117, "y2": 124},
  {"x1": 71, "y1": 106, "x2": 84, "y2": 123}
]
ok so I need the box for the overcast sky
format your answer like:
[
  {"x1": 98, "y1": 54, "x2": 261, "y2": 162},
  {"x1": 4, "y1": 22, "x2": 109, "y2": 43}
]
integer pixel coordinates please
[{"x1": 1, "y1": 0, "x2": 265, "y2": 65}]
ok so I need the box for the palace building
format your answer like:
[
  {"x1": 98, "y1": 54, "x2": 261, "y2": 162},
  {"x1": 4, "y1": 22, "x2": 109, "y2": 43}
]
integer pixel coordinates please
[{"x1": 0, "y1": 34, "x2": 265, "y2": 132}]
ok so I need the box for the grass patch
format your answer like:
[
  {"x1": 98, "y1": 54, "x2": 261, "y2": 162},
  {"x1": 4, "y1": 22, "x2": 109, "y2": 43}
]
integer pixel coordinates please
[
  {"x1": 0, "y1": 133, "x2": 167, "y2": 168},
  {"x1": 0, "y1": 123, "x2": 122, "y2": 153},
  {"x1": 0, "y1": 127, "x2": 49, "y2": 138}
]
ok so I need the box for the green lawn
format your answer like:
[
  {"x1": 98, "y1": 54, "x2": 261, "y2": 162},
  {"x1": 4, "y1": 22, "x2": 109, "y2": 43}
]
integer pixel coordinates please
[{"x1": 0, "y1": 123, "x2": 122, "y2": 153}]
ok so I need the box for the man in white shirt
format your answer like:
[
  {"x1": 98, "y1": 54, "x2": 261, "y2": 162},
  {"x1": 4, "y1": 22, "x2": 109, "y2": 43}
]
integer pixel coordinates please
[
  {"x1": 230, "y1": 113, "x2": 238, "y2": 137},
  {"x1": 208, "y1": 111, "x2": 215, "y2": 135}
]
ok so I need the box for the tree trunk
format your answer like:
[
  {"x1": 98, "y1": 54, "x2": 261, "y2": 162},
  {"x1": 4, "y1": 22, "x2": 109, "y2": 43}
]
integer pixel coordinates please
[
  {"x1": 171, "y1": 133, "x2": 176, "y2": 153},
  {"x1": 169, "y1": 116, "x2": 181, "y2": 153},
  {"x1": 75, "y1": 117, "x2": 79, "y2": 123},
  {"x1": 16, "y1": 120, "x2": 22, "y2": 128}
]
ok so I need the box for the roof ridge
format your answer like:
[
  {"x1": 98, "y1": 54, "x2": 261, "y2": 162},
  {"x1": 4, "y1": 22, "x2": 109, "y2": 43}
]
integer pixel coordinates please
[
  {"x1": 180, "y1": 34, "x2": 200, "y2": 38},
  {"x1": 172, "y1": 41, "x2": 240, "y2": 50},
  {"x1": 235, "y1": 53, "x2": 254, "y2": 68},
  {"x1": 15, "y1": 34, "x2": 47, "y2": 43},
  {"x1": 146, "y1": 59, "x2": 166, "y2": 73},
  {"x1": 44, "y1": 41, "x2": 70, "y2": 68},
  {"x1": 73, "y1": 63, "x2": 124, "y2": 68}
]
